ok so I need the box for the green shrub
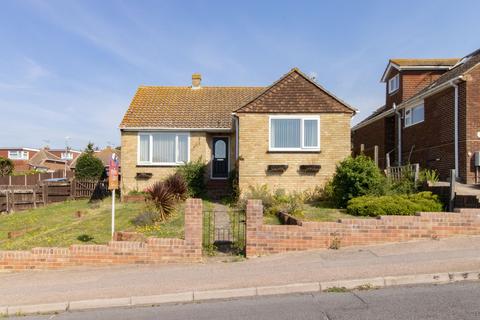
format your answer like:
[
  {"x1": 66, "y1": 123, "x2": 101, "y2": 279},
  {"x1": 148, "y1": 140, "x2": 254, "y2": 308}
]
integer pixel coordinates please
[
  {"x1": 164, "y1": 173, "x2": 188, "y2": 201},
  {"x1": 227, "y1": 169, "x2": 240, "y2": 202},
  {"x1": 0, "y1": 157, "x2": 14, "y2": 176},
  {"x1": 419, "y1": 169, "x2": 440, "y2": 185},
  {"x1": 145, "y1": 181, "x2": 176, "y2": 221},
  {"x1": 346, "y1": 191, "x2": 443, "y2": 217},
  {"x1": 238, "y1": 185, "x2": 305, "y2": 216},
  {"x1": 176, "y1": 159, "x2": 206, "y2": 197},
  {"x1": 238, "y1": 184, "x2": 274, "y2": 212},
  {"x1": 75, "y1": 153, "x2": 105, "y2": 179},
  {"x1": 331, "y1": 155, "x2": 386, "y2": 208}
]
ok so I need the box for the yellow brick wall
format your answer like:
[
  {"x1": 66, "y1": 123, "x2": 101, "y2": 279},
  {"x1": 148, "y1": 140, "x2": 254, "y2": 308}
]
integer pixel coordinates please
[
  {"x1": 120, "y1": 131, "x2": 236, "y2": 195},
  {"x1": 237, "y1": 113, "x2": 351, "y2": 194},
  {"x1": 120, "y1": 131, "x2": 210, "y2": 194}
]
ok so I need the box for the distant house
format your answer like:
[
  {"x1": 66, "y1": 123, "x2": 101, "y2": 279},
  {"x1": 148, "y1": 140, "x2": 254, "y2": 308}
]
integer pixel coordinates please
[
  {"x1": 70, "y1": 146, "x2": 121, "y2": 173},
  {"x1": 48, "y1": 149, "x2": 82, "y2": 165},
  {"x1": 352, "y1": 48, "x2": 480, "y2": 183},
  {"x1": 119, "y1": 68, "x2": 356, "y2": 195},
  {"x1": 0, "y1": 147, "x2": 39, "y2": 172},
  {"x1": 29, "y1": 148, "x2": 68, "y2": 172}
]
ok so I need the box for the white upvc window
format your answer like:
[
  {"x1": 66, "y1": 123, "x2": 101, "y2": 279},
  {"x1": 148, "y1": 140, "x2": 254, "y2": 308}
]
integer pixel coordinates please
[
  {"x1": 404, "y1": 103, "x2": 425, "y2": 127},
  {"x1": 388, "y1": 74, "x2": 400, "y2": 94},
  {"x1": 8, "y1": 150, "x2": 29, "y2": 160},
  {"x1": 137, "y1": 132, "x2": 190, "y2": 165},
  {"x1": 269, "y1": 115, "x2": 320, "y2": 151},
  {"x1": 61, "y1": 152, "x2": 73, "y2": 160}
]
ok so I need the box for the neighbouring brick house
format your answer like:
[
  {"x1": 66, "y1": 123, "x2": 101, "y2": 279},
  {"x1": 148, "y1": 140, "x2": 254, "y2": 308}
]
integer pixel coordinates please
[
  {"x1": 0, "y1": 147, "x2": 39, "y2": 172},
  {"x1": 352, "y1": 48, "x2": 480, "y2": 183},
  {"x1": 120, "y1": 68, "x2": 356, "y2": 195}
]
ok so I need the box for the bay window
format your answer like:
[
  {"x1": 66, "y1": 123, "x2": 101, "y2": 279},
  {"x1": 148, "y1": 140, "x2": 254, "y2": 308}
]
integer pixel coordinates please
[
  {"x1": 138, "y1": 132, "x2": 189, "y2": 165},
  {"x1": 269, "y1": 116, "x2": 320, "y2": 151}
]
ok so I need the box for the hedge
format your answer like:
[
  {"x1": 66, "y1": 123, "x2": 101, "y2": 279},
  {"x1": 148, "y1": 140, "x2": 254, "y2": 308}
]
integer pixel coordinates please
[{"x1": 346, "y1": 192, "x2": 443, "y2": 217}]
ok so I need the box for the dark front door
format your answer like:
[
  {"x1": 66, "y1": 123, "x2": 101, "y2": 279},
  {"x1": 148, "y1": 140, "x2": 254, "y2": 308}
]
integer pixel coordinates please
[{"x1": 212, "y1": 137, "x2": 229, "y2": 178}]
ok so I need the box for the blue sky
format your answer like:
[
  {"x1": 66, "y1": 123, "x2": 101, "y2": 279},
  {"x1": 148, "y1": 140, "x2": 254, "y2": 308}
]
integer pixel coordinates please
[{"x1": 1, "y1": 0, "x2": 478, "y2": 149}]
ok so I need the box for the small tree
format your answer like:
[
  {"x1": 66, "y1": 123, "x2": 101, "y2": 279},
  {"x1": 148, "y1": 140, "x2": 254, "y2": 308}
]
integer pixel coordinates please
[
  {"x1": 84, "y1": 142, "x2": 95, "y2": 154},
  {"x1": 75, "y1": 153, "x2": 105, "y2": 179},
  {"x1": 0, "y1": 157, "x2": 14, "y2": 176},
  {"x1": 331, "y1": 155, "x2": 386, "y2": 208}
]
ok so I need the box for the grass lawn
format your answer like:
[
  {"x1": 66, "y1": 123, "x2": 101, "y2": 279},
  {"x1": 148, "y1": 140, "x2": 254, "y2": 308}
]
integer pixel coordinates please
[
  {"x1": 0, "y1": 197, "x2": 192, "y2": 250},
  {"x1": 263, "y1": 201, "x2": 368, "y2": 225}
]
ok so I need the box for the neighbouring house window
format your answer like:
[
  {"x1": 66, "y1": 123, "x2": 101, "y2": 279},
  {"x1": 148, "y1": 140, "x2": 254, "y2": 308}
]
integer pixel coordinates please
[
  {"x1": 61, "y1": 152, "x2": 73, "y2": 160},
  {"x1": 8, "y1": 150, "x2": 29, "y2": 160},
  {"x1": 138, "y1": 132, "x2": 189, "y2": 165},
  {"x1": 388, "y1": 74, "x2": 400, "y2": 94},
  {"x1": 404, "y1": 103, "x2": 424, "y2": 127},
  {"x1": 269, "y1": 116, "x2": 320, "y2": 151}
]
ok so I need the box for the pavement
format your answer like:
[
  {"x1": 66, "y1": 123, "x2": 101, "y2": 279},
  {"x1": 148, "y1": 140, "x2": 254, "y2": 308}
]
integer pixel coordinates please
[
  {"x1": 11, "y1": 282, "x2": 480, "y2": 319},
  {"x1": 1, "y1": 236, "x2": 480, "y2": 314}
]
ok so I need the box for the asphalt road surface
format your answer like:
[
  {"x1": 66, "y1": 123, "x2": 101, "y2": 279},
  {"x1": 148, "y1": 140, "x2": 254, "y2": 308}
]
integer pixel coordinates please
[{"x1": 16, "y1": 282, "x2": 480, "y2": 320}]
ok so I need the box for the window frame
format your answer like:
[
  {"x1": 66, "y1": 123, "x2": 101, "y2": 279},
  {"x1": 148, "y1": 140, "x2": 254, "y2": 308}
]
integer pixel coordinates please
[
  {"x1": 404, "y1": 103, "x2": 425, "y2": 128},
  {"x1": 137, "y1": 132, "x2": 190, "y2": 166},
  {"x1": 268, "y1": 115, "x2": 321, "y2": 152},
  {"x1": 388, "y1": 74, "x2": 400, "y2": 94},
  {"x1": 8, "y1": 150, "x2": 29, "y2": 160},
  {"x1": 61, "y1": 152, "x2": 73, "y2": 160}
]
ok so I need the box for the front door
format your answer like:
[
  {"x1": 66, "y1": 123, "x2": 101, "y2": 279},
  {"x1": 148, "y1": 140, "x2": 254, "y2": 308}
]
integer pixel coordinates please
[{"x1": 212, "y1": 137, "x2": 229, "y2": 179}]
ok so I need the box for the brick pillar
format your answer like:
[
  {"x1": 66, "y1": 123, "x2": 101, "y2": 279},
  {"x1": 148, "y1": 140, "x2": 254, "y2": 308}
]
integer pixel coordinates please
[
  {"x1": 246, "y1": 199, "x2": 263, "y2": 258},
  {"x1": 184, "y1": 198, "x2": 203, "y2": 258}
]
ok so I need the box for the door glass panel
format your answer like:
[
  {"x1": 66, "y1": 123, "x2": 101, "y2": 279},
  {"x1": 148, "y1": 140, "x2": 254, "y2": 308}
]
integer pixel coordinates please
[{"x1": 214, "y1": 140, "x2": 226, "y2": 158}]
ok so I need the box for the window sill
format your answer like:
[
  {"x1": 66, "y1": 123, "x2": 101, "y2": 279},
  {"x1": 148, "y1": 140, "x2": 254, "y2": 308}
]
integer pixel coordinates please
[
  {"x1": 404, "y1": 120, "x2": 424, "y2": 128},
  {"x1": 136, "y1": 163, "x2": 183, "y2": 167},
  {"x1": 267, "y1": 149, "x2": 321, "y2": 154}
]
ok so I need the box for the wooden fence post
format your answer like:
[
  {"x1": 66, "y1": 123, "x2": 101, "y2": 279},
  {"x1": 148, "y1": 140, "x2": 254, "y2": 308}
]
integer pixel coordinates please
[
  {"x1": 43, "y1": 183, "x2": 48, "y2": 205},
  {"x1": 33, "y1": 186, "x2": 37, "y2": 209},
  {"x1": 70, "y1": 179, "x2": 75, "y2": 199},
  {"x1": 5, "y1": 190, "x2": 9, "y2": 213}
]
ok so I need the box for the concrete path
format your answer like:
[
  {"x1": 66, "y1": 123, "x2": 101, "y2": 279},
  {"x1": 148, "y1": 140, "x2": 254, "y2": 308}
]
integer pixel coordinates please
[
  {"x1": 213, "y1": 203, "x2": 231, "y2": 242},
  {"x1": 14, "y1": 282, "x2": 480, "y2": 320},
  {"x1": 1, "y1": 236, "x2": 480, "y2": 306}
]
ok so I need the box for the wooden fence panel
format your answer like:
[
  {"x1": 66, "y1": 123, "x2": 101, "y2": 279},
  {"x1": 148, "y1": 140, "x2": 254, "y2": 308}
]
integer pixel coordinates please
[
  {"x1": 10, "y1": 176, "x2": 25, "y2": 185},
  {"x1": 385, "y1": 163, "x2": 420, "y2": 182},
  {"x1": 0, "y1": 177, "x2": 8, "y2": 185},
  {"x1": 0, "y1": 179, "x2": 110, "y2": 213}
]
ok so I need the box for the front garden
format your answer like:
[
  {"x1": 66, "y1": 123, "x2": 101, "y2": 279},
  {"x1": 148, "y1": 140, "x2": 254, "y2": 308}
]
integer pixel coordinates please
[
  {"x1": 0, "y1": 154, "x2": 444, "y2": 251},
  {"x1": 240, "y1": 155, "x2": 443, "y2": 225}
]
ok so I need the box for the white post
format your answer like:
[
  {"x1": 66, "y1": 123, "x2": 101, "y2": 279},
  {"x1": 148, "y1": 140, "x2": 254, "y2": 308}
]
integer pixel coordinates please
[{"x1": 111, "y1": 189, "x2": 115, "y2": 238}]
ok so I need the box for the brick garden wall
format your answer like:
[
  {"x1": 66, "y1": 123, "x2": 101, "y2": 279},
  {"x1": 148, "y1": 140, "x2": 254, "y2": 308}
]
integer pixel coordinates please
[
  {"x1": 246, "y1": 200, "x2": 480, "y2": 257},
  {"x1": 0, "y1": 199, "x2": 203, "y2": 270}
]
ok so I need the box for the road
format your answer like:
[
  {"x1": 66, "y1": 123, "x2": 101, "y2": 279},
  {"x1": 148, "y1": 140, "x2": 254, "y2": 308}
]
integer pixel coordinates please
[{"x1": 16, "y1": 282, "x2": 480, "y2": 320}]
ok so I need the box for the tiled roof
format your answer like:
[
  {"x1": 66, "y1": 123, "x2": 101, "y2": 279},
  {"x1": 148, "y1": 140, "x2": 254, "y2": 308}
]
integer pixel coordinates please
[
  {"x1": 120, "y1": 86, "x2": 265, "y2": 129},
  {"x1": 410, "y1": 49, "x2": 480, "y2": 100},
  {"x1": 29, "y1": 149, "x2": 66, "y2": 167},
  {"x1": 235, "y1": 69, "x2": 356, "y2": 114},
  {"x1": 390, "y1": 58, "x2": 460, "y2": 67}
]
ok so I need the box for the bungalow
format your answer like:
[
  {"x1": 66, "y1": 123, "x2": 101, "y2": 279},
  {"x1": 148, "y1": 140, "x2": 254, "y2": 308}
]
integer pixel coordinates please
[
  {"x1": 352, "y1": 48, "x2": 480, "y2": 183},
  {"x1": 119, "y1": 68, "x2": 356, "y2": 195}
]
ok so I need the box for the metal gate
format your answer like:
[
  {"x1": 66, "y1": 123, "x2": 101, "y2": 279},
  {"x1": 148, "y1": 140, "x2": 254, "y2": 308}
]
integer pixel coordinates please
[{"x1": 203, "y1": 205, "x2": 246, "y2": 255}]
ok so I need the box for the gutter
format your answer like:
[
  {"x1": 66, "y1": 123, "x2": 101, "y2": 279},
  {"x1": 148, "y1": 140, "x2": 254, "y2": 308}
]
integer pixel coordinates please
[
  {"x1": 120, "y1": 127, "x2": 232, "y2": 132},
  {"x1": 452, "y1": 81, "x2": 460, "y2": 179}
]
